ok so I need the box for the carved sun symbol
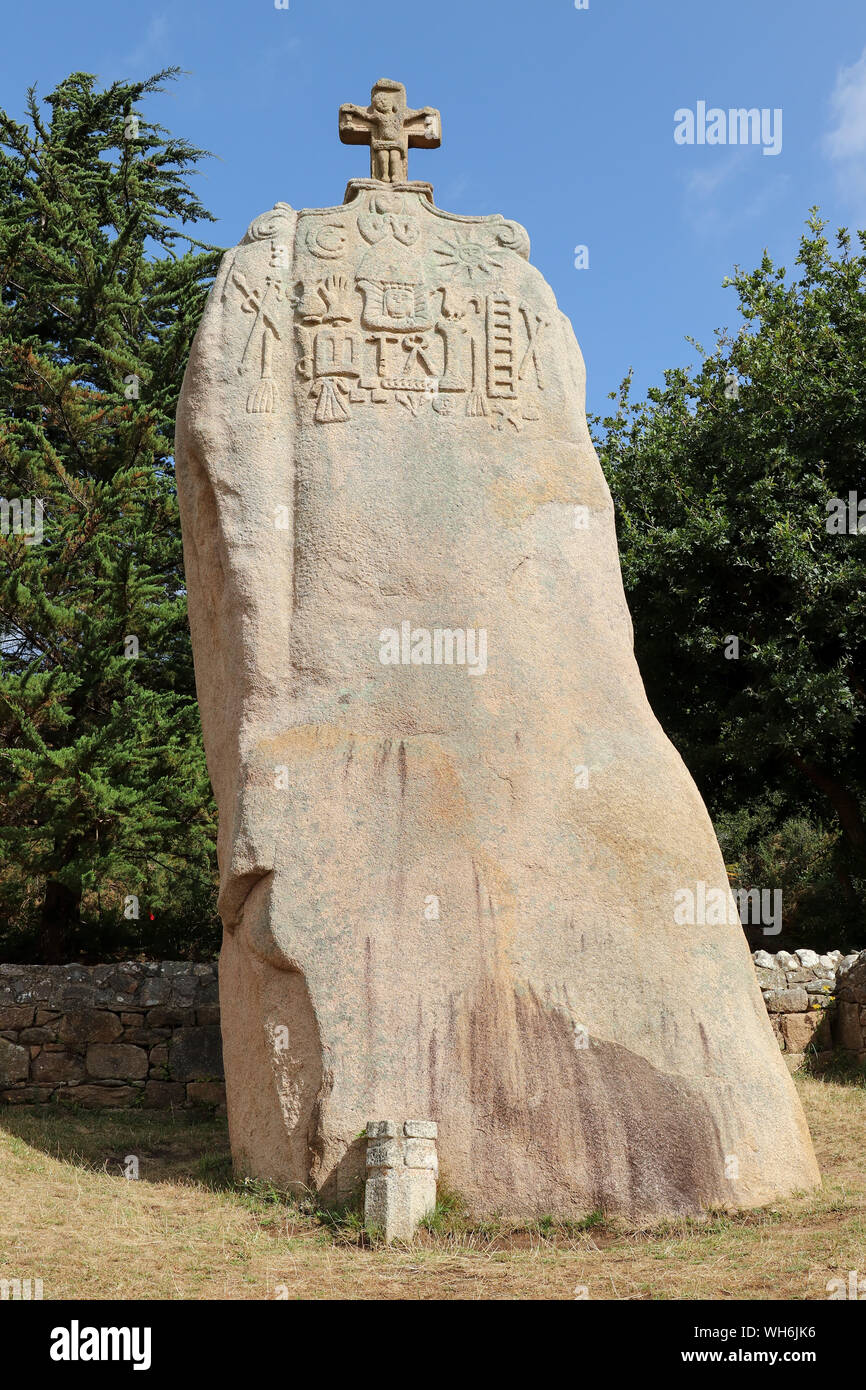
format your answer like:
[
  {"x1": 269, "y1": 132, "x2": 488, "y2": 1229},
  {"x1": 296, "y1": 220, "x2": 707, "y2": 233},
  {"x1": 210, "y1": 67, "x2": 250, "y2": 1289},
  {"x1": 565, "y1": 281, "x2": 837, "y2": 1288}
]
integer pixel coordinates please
[{"x1": 433, "y1": 230, "x2": 505, "y2": 283}]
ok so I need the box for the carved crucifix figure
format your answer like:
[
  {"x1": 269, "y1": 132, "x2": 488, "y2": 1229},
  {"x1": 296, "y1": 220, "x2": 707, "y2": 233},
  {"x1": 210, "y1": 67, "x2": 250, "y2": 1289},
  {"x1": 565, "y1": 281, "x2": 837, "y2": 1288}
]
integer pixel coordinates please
[{"x1": 339, "y1": 78, "x2": 441, "y2": 183}]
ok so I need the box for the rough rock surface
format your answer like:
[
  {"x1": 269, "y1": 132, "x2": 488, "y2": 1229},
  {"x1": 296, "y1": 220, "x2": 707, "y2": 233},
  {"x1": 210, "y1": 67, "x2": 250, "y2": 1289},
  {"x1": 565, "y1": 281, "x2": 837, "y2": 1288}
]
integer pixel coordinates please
[{"x1": 175, "y1": 153, "x2": 819, "y2": 1217}]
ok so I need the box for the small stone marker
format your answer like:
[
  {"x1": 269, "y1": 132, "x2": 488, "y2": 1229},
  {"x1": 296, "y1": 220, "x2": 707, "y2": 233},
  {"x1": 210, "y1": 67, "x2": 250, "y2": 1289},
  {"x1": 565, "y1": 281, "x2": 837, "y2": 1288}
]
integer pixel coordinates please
[{"x1": 364, "y1": 1120, "x2": 438, "y2": 1242}]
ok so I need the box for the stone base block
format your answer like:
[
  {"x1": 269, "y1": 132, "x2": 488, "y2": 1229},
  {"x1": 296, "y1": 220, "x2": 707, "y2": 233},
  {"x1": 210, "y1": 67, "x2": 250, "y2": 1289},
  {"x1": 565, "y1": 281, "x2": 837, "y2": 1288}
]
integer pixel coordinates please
[{"x1": 364, "y1": 1168, "x2": 437, "y2": 1242}]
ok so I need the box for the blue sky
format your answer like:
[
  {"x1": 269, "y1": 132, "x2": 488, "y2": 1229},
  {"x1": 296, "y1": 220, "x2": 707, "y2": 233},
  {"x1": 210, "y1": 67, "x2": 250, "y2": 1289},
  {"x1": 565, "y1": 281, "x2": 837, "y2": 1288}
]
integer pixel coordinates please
[{"x1": 3, "y1": 0, "x2": 866, "y2": 417}]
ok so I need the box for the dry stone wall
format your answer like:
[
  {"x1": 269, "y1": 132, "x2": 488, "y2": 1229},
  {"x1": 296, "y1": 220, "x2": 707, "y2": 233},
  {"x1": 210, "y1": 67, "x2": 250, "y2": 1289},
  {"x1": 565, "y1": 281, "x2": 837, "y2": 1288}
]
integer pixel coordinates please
[
  {"x1": 828, "y1": 951, "x2": 866, "y2": 1060},
  {"x1": 0, "y1": 950, "x2": 864, "y2": 1107},
  {"x1": 754, "y1": 947, "x2": 865, "y2": 1065},
  {"x1": 0, "y1": 962, "x2": 224, "y2": 1107}
]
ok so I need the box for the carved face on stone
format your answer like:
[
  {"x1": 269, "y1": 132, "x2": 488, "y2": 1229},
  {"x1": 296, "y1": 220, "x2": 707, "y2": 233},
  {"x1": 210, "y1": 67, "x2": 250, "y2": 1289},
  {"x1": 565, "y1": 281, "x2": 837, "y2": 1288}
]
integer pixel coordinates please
[
  {"x1": 382, "y1": 283, "x2": 415, "y2": 320},
  {"x1": 372, "y1": 92, "x2": 397, "y2": 116}
]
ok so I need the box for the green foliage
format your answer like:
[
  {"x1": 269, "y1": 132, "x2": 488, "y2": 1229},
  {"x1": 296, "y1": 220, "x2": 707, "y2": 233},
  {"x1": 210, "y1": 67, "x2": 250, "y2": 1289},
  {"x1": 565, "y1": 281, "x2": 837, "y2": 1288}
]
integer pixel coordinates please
[
  {"x1": 420, "y1": 1183, "x2": 471, "y2": 1236},
  {"x1": 594, "y1": 212, "x2": 866, "y2": 949},
  {"x1": 0, "y1": 70, "x2": 223, "y2": 961},
  {"x1": 715, "y1": 800, "x2": 863, "y2": 951}
]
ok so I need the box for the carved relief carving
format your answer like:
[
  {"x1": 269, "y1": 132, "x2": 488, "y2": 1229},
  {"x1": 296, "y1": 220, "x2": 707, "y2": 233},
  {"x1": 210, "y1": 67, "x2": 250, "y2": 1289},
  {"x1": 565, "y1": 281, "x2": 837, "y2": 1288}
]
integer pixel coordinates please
[
  {"x1": 241, "y1": 202, "x2": 294, "y2": 244},
  {"x1": 305, "y1": 222, "x2": 350, "y2": 260},
  {"x1": 224, "y1": 267, "x2": 291, "y2": 416},
  {"x1": 292, "y1": 195, "x2": 543, "y2": 428},
  {"x1": 339, "y1": 79, "x2": 441, "y2": 185},
  {"x1": 358, "y1": 192, "x2": 421, "y2": 247}
]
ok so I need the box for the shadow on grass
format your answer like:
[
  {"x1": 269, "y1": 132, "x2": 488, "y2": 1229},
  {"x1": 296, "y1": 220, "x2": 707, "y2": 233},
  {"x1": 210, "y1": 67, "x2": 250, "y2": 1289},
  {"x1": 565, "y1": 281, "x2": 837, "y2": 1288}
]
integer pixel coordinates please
[
  {"x1": 3, "y1": 1104, "x2": 813, "y2": 1252},
  {"x1": 799, "y1": 1049, "x2": 866, "y2": 1087},
  {"x1": 0, "y1": 1102, "x2": 229, "y2": 1184},
  {"x1": 0, "y1": 1102, "x2": 368, "y2": 1234},
  {"x1": 0, "y1": 1103, "x2": 627, "y2": 1249}
]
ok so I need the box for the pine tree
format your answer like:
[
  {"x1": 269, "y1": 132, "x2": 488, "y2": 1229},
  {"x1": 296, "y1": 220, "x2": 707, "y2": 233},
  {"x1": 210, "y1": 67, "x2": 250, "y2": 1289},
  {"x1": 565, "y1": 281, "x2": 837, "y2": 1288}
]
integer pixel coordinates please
[{"x1": 0, "y1": 70, "x2": 222, "y2": 962}]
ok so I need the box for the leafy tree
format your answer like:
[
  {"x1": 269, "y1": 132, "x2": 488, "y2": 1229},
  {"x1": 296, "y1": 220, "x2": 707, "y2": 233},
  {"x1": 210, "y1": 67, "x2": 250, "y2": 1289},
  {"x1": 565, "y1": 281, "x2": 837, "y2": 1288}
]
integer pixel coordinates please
[
  {"x1": 0, "y1": 70, "x2": 222, "y2": 962},
  {"x1": 595, "y1": 212, "x2": 866, "y2": 948}
]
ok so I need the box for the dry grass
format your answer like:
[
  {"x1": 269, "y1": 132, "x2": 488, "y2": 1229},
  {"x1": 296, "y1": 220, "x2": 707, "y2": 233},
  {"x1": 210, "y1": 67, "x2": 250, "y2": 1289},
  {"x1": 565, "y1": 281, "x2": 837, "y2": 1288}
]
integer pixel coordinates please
[{"x1": 1, "y1": 1072, "x2": 864, "y2": 1300}]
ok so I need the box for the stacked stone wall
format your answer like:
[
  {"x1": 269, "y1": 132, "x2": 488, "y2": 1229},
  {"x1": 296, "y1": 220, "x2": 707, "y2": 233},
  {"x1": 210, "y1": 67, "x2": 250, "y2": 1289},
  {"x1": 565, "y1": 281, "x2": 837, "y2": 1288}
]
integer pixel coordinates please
[
  {"x1": 0, "y1": 962, "x2": 224, "y2": 1107},
  {"x1": 1, "y1": 951, "x2": 865, "y2": 1104}
]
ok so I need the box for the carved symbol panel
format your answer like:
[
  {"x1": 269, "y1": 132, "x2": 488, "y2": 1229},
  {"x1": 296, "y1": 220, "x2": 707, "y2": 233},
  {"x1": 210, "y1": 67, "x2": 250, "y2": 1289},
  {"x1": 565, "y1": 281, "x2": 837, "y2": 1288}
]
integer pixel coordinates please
[
  {"x1": 292, "y1": 193, "x2": 545, "y2": 432},
  {"x1": 226, "y1": 203, "x2": 295, "y2": 415}
]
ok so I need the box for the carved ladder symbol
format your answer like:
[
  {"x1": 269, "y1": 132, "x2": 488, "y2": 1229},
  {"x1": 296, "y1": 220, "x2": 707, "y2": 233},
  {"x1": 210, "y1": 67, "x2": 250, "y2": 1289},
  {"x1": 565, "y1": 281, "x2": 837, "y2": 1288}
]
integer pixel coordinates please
[{"x1": 486, "y1": 294, "x2": 517, "y2": 399}]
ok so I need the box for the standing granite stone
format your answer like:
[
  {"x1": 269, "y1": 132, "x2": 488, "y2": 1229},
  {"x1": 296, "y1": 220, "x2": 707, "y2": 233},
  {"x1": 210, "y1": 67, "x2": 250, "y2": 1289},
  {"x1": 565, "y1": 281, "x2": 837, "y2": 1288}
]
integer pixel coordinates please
[{"x1": 175, "y1": 79, "x2": 819, "y2": 1218}]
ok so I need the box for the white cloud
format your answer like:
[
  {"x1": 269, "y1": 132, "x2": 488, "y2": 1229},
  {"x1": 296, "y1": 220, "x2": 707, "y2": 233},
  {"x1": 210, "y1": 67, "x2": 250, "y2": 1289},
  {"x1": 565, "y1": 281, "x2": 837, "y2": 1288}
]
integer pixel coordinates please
[{"x1": 825, "y1": 46, "x2": 866, "y2": 162}]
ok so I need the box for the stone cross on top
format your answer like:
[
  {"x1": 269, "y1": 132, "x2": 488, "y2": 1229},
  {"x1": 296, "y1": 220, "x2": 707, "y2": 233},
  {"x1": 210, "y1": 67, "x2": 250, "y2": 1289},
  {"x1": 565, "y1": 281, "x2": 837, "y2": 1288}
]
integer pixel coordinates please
[{"x1": 339, "y1": 78, "x2": 441, "y2": 184}]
